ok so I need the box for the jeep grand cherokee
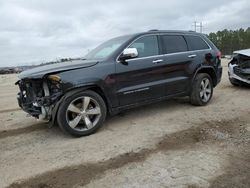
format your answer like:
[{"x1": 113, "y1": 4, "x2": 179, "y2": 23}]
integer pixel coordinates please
[{"x1": 16, "y1": 30, "x2": 222, "y2": 136}]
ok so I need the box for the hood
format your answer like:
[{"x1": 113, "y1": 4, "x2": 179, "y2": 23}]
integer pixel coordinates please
[
  {"x1": 18, "y1": 59, "x2": 99, "y2": 79},
  {"x1": 234, "y1": 49, "x2": 250, "y2": 57}
]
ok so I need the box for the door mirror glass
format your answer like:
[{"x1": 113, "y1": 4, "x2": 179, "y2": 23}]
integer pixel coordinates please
[{"x1": 119, "y1": 48, "x2": 138, "y2": 61}]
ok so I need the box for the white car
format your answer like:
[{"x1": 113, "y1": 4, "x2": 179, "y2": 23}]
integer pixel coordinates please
[{"x1": 228, "y1": 49, "x2": 250, "y2": 86}]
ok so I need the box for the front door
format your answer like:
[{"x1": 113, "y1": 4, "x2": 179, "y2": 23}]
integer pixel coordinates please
[{"x1": 115, "y1": 35, "x2": 168, "y2": 106}]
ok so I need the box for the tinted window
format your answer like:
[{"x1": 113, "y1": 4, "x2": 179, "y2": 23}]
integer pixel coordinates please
[
  {"x1": 129, "y1": 35, "x2": 159, "y2": 58},
  {"x1": 162, "y1": 35, "x2": 188, "y2": 54},
  {"x1": 185, "y1": 35, "x2": 210, "y2": 51}
]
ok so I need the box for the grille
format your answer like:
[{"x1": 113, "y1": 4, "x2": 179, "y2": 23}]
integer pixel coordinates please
[
  {"x1": 233, "y1": 66, "x2": 250, "y2": 80},
  {"x1": 233, "y1": 66, "x2": 241, "y2": 76},
  {"x1": 19, "y1": 81, "x2": 36, "y2": 104}
]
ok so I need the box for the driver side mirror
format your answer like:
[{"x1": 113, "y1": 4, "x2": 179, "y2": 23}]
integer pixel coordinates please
[{"x1": 119, "y1": 48, "x2": 138, "y2": 61}]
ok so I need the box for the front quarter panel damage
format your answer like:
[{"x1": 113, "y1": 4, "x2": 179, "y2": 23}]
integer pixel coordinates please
[
  {"x1": 16, "y1": 76, "x2": 63, "y2": 121},
  {"x1": 228, "y1": 51, "x2": 250, "y2": 84}
]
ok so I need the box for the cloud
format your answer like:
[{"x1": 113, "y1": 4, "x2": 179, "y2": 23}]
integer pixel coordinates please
[{"x1": 0, "y1": 0, "x2": 249, "y2": 66}]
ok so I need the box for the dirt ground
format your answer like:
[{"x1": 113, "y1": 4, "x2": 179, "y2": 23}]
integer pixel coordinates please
[{"x1": 0, "y1": 59, "x2": 249, "y2": 188}]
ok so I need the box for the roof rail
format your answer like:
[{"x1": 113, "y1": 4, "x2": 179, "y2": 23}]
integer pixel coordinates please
[{"x1": 148, "y1": 29, "x2": 159, "y2": 32}]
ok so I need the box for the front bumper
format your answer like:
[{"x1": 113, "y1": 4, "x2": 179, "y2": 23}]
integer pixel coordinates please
[
  {"x1": 17, "y1": 93, "x2": 42, "y2": 117},
  {"x1": 16, "y1": 80, "x2": 42, "y2": 117},
  {"x1": 16, "y1": 79, "x2": 62, "y2": 120},
  {"x1": 228, "y1": 63, "x2": 250, "y2": 84}
]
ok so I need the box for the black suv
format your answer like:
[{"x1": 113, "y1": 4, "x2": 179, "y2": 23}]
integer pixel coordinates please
[{"x1": 16, "y1": 30, "x2": 222, "y2": 136}]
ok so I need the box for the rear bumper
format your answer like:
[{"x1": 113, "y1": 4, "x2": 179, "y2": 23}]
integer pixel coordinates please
[{"x1": 216, "y1": 66, "x2": 223, "y2": 85}]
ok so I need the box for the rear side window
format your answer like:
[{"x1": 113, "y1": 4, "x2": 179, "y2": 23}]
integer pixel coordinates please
[
  {"x1": 161, "y1": 35, "x2": 188, "y2": 54},
  {"x1": 185, "y1": 35, "x2": 210, "y2": 51},
  {"x1": 129, "y1": 35, "x2": 159, "y2": 58}
]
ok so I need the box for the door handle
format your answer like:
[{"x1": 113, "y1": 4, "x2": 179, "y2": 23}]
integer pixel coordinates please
[
  {"x1": 188, "y1": 54, "x2": 197, "y2": 58},
  {"x1": 152, "y1": 59, "x2": 163, "y2": 64}
]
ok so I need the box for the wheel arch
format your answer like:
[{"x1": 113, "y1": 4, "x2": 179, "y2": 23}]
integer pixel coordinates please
[
  {"x1": 193, "y1": 66, "x2": 217, "y2": 87},
  {"x1": 50, "y1": 84, "x2": 111, "y2": 127}
]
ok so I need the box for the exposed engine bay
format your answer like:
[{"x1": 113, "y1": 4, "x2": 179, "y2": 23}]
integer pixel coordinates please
[
  {"x1": 228, "y1": 49, "x2": 250, "y2": 85},
  {"x1": 15, "y1": 76, "x2": 62, "y2": 121}
]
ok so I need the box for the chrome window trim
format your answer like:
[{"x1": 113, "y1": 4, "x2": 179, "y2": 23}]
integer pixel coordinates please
[
  {"x1": 116, "y1": 33, "x2": 212, "y2": 63},
  {"x1": 185, "y1": 35, "x2": 211, "y2": 51}
]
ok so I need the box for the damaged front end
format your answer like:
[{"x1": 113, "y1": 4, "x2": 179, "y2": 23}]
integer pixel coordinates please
[
  {"x1": 228, "y1": 49, "x2": 250, "y2": 85},
  {"x1": 15, "y1": 75, "x2": 62, "y2": 121}
]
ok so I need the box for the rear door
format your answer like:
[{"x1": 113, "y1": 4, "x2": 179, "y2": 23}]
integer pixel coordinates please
[
  {"x1": 184, "y1": 35, "x2": 215, "y2": 65},
  {"x1": 159, "y1": 34, "x2": 196, "y2": 95},
  {"x1": 115, "y1": 35, "x2": 167, "y2": 106}
]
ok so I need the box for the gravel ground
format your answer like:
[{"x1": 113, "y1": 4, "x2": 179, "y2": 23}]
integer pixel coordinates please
[{"x1": 0, "y1": 59, "x2": 249, "y2": 188}]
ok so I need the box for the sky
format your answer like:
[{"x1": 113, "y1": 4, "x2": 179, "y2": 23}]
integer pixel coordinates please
[{"x1": 0, "y1": 0, "x2": 249, "y2": 67}]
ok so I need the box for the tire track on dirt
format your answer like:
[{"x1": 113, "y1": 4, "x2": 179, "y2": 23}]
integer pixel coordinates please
[
  {"x1": 0, "y1": 108, "x2": 20, "y2": 114},
  {"x1": 0, "y1": 123, "x2": 47, "y2": 139},
  {"x1": 7, "y1": 116, "x2": 250, "y2": 188},
  {"x1": 208, "y1": 149, "x2": 250, "y2": 188}
]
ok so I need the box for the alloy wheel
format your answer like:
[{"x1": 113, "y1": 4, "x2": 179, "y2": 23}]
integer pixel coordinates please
[
  {"x1": 66, "y1": 96, "x2": 101, "y2": 131},
  {"x1": 200, "y1": 78, "x2": 212, "y2": 102}
]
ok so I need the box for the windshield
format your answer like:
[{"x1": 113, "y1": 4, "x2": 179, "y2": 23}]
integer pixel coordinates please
[{"x1": 84, "y1": 35, "x2": 131, "y2": 60}]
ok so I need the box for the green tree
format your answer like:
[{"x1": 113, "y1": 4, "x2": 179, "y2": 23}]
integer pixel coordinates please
[{"x1": 208, "y1": 28, "x2": 250, "y2": 55}]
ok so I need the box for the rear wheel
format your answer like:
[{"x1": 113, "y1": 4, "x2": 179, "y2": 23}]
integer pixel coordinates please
[
  {"x1": 57, "y1": 90, "x2": 107, "y2": 137},
  {"x1": 190, "y1": 73, "x2": 213, "y2": 106}
]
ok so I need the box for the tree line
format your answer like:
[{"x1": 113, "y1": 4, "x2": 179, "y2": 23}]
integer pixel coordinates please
[{"x1": 208, "y1": 28, "x2": 250, "y2": 55}]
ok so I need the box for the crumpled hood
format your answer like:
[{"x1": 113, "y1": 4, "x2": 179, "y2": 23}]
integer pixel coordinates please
[
  {"x1": 234, "y1": 49, "x2": 250, "y2": 57},
  {"x1": 18, "y1": 59, "x2": 99, "y2": 79}
]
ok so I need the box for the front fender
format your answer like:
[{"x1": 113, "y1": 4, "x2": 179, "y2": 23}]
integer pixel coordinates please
[
  {"x1": 50, "y1": 84, "x2": 113, "y2": 127},
  {"x1": 49, "y1": 87, "x2": 88, "y2": 127}
]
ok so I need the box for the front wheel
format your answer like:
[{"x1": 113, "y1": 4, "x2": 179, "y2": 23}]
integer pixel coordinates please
[
  {"x1": 57, "y1": 90, "x2": 107, "y2": 137},
  {"x1": 190, "y1": 73, "x2": 213, "y2": 106}
]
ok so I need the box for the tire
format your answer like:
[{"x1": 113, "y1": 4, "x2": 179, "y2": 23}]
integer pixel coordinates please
[
  {"x1": 57, "y1": 90, "x2": 107, "y2": 137},
  {"x1": 190, "y1": 73, "x2": 213, "y2": 106}
]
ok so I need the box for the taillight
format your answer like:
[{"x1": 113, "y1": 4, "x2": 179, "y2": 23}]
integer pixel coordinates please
[{"x1": 217, "y1": 51, "x2": 222, "y2": 60}]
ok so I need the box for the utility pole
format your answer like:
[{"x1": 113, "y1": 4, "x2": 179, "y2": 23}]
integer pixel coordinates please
[
  {"x1": 193, "y1": 21, "x2": 197, "y2": 32},
  {"x1": 193, "y1": 21, "x2": 203, "y2": 33}
]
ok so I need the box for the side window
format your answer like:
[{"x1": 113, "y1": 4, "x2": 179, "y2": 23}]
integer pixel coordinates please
[
  {"x1": 161, "y1": 35, "x2": 188, "y2": 54},
  {"x1": 185, "y1": 35, "x2": 210, "y2": 51},
  {"x1": 129, "y1": 35, "x2": 159, "y2": 58}
]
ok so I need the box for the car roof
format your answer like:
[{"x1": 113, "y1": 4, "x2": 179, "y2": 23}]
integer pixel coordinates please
[
  {"x1": 133, "y1": 30, "x2": 203, "y2": 37},
  {"x1": 112, "y1": 30, "x2": 205, "y2": 42}
]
